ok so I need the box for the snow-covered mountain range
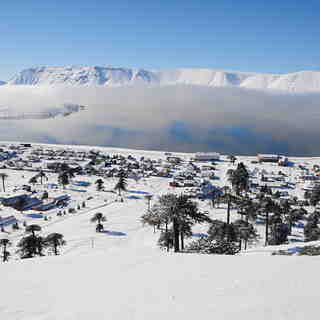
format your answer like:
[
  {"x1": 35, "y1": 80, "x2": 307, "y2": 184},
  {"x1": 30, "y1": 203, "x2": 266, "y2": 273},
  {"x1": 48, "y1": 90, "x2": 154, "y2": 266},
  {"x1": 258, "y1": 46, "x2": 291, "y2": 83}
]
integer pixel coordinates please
[{"x1": 3, "y1": 66, "x2": 320, "y2": 92}]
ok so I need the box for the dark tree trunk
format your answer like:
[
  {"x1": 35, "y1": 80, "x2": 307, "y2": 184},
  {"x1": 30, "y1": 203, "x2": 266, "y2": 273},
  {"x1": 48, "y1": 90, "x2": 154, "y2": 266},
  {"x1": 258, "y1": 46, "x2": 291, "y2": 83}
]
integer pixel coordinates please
[
  {"x1": 2, "y1": 178, "x2": 5, "y2": 193},
  {"x1": 265, "y1": 211, "x2": 269, "y2": 246},
  {"x1": 54, "y1": 242, "x2": 58, "y2": 255},
  {"x1": 227, "y1": 198, "x2": 231, "y2": 225},
  {"x1": 37, "y1": 238, "x2": 43, "y2": 256},
  {"x1": 165, "y1": 222, "x2": 169, "y2": 252},
  {"x1": 288, "y1": 220, "x2": 292, "y2": 235},
  {"x1": 2, "y1": 244, "x2": 6, "y2": 262},
  {"x1": 180, "y1": 231, "x2": 184, "y2": 251},
  {"x1": 173, "y1": 217, "x2": 180, "y2": 252}
]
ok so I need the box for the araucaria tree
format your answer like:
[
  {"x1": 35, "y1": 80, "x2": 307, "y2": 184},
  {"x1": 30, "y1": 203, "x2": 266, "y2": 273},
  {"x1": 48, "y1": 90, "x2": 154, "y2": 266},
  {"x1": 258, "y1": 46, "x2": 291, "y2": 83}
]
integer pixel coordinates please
[
  {"x1": 143, "y1": 193, "x2": 211, "y2": 252},
  {"x1": 58, "y1": 171, "x2": 70, "y2": 189},
  {"x1": 304, "y1": 212, "x2": 320, "y2": 242},
  {"x1": 310, "y1": 185, "x2": 320, "y2": 207},
  {"x1": 91, "y1": 212, "x2": 107, "y2": 232},
  {"x1": 260, "y1": 197, "x2": 279, "y2": 246},
  {"x1": 227, "y1": 162, "x2": 249, "y2": 195},
  {"x1": 45, "y1": 233, "x2": 66, "y2": 255},
  {"x1": 115, "y1": 172, "x2": 127, "y2": 196},
  {"x1": 0, "y1": 173, "x2": 8, "y2": 192},
  {"x1": 0, "y1": 238, "x2": 11, "y2": 262},
  {"x1": 38, "y1": 170, "x2": 47, "y2": 185},
  {"x1": 17, "y1": 224, "x2": 44, "y2": 258},
  {"x1": 95, "y1": 179, "x2": 104, "y2": 191},
  {"x1": 144, "y1": 194, "x2": 153, "y2": 211}
]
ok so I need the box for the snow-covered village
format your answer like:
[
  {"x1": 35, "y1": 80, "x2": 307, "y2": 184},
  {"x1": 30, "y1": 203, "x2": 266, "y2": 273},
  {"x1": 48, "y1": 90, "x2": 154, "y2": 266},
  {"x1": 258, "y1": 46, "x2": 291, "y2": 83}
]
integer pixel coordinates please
[
  {"x1": 2, "y1": 1, "x2": 320, "y2": 319},
  {"x1": 0, "y1": 141, "x2": 319, "y2": 318}
]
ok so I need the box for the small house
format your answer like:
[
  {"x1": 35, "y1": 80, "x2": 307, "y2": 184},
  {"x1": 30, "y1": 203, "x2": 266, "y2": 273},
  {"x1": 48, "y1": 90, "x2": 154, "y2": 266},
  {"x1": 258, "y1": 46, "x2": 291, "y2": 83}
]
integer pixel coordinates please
[
  {"x1": 194, "y1": 152, "x2": 220, "y2": 162},
  {"x1": 257, "y1": 154, "x2": 280, "y2": 163}
]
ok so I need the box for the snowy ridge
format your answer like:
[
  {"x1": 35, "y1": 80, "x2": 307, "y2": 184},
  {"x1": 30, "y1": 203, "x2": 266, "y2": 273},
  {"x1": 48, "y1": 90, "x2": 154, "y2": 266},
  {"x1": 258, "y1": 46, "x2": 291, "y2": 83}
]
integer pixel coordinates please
[
  {"x1": 5, "y1": 66, "x2": 320, "y2": 92},
  {"x1": 7, "y1": 66, "x2": 160, "y2": 87},
  {"x1": 0, "y1": 80, "x2": 6, "y2": 86}
]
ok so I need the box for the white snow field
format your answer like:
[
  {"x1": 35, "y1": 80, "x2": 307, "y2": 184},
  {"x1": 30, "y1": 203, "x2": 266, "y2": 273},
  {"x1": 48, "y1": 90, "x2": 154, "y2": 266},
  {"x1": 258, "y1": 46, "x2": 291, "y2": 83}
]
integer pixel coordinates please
[
  {"x1": 0, "y1": 143, "x2": 319, "y2": 319},
  {"x1": 5, "y1": 66, "x2": 320, "y2": 92}
]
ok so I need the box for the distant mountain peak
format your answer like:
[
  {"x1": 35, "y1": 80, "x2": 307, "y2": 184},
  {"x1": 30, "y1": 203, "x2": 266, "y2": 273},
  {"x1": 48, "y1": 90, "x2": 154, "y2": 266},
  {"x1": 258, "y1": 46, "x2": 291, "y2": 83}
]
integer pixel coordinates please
[{"x1": 5, "y1": 66, "x2": 320, "y2": 92}]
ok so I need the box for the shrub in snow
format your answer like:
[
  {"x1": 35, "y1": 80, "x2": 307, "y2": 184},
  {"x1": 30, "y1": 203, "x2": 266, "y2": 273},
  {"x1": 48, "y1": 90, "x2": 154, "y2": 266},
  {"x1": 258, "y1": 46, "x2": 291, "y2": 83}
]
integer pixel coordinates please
[
  {"x1": 298, "y1": 245, "x2": 320, "y2": 256},
  {"x1": 272, "y1": 246, "x2": 320, "y2": 256},
  {"x1": 17, "y1": 235, "x2": 45, "y2": 259},
  {"x1": 45, "y1": 233, "x2": 66, "y2": 255},
  {"x1": 272, "y1": 250, "x2": 294, "y2": 256},
  {"x1": 186, "y1": 238, "x2": 239, "y2": 255},
  {"x1": 269, "y1": 223, "x2": 290, "y2": 245},
  {"x1": 12, "y1": 222, "x2": 19, "y2": 230},
  {"x1": 158, "y1": 230, "x2": 174, "y2": 251},
  {"x1": 304, "y1": 220, "x2": 320, "y2": 242}
]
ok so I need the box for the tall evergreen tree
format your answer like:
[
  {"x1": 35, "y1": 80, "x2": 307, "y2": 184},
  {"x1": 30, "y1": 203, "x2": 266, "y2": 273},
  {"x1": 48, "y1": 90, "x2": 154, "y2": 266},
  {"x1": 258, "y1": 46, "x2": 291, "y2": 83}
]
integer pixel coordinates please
[
  {"x1": 0, "y1": 238, "x2": 11, "y2": 262},
  {"x1": 304, "y1": 214, "x2": 320, "y2": 242},
  {"x1": 38, "y1": 170, "x2": 47, "y2": 185},
  {"x1": 90, "y1": 212, "x2": 107, "y2": 232},
  {"x1": 144, "y1": 193, "x2": 211, "y2": 252},
  {"x1": 45, "y1": 233, "x2": 66, "y2": 255},
  {"x1": 95, "y1": 179, "x2": 104, "y2": 191},
  {"x1": 0, "y1": 172, "x2": 8, "y2": 192},
  {"x1": 115, "y1": 172, "x2": 127, "y2": 196},
  {"x1": 58, "y1": 172, "x2": 69, "y2": 189},
  {"x1": 144, "y1": 194, "x2": 153, "y2": 211},
  {"x1": 260, "y1": 197, "x2": 279, "y2": 246}
]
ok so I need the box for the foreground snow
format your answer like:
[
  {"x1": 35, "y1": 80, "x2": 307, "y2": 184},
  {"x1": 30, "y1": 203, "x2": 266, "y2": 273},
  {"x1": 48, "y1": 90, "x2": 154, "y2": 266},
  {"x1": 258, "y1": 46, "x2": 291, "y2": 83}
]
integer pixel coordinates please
[{"x1": 1, "y1": 249, "x2": 318, "y2": 320}]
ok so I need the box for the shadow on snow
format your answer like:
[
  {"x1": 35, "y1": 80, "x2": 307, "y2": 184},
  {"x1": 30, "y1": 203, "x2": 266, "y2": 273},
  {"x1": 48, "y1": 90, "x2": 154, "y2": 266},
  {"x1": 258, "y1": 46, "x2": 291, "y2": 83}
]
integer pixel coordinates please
[{"x1": 101, "y1": 230, "x2": 127, "y2": 236}]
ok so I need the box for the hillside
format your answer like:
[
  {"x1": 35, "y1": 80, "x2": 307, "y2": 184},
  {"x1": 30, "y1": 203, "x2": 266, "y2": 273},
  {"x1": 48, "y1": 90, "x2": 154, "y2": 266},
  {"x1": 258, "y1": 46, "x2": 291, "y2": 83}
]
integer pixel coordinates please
[
  {"x1": 5, "y1": 66, "x2": 320, "y2": 92},
  {"x1": 0, "y1": 142, "x2": 320, "y2": 319}
]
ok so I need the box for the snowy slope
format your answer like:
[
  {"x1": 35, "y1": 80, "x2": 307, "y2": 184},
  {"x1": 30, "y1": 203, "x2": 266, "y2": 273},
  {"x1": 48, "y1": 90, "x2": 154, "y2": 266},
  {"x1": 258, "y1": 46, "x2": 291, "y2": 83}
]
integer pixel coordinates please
[
  {"x1": 6, "y1": 66, "x2": 320, "y2": 92},
  {"x1": 1, "y1": 248, "x2": 319, "y2": 320},
  {"x1": 0, "y1": 142, "x2": 320, "y2": 319}
]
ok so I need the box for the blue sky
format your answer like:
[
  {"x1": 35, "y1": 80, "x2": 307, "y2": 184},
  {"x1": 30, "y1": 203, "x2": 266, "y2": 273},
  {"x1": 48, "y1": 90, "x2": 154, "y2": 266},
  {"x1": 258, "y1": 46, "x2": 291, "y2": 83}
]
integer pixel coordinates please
[{"x1": 1, "y1": 0, "x2": 319, "y2": 80}]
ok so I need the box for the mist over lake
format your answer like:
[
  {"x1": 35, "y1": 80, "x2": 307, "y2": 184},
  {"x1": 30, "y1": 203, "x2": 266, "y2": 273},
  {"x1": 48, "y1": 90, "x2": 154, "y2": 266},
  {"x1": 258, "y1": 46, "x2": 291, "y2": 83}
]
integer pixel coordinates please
[{"x1": 0, "y1": 84, "x2": 320, "y2": 156}]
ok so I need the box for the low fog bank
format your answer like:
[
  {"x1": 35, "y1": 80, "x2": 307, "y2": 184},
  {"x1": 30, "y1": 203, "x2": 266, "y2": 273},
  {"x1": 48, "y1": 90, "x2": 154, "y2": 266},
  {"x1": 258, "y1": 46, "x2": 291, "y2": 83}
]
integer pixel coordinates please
[{"x1": 0, "y1": 85, "x2": 319, "y2": 156}]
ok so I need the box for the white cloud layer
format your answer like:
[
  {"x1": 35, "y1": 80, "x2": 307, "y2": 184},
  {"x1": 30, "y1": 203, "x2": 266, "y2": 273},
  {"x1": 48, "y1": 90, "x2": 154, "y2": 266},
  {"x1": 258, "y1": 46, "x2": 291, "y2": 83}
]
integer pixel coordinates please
[{"x1": 0, "y1": 85, "x2": 319, "y2": 155}]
